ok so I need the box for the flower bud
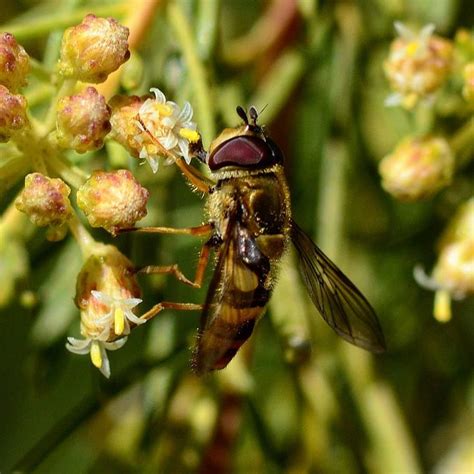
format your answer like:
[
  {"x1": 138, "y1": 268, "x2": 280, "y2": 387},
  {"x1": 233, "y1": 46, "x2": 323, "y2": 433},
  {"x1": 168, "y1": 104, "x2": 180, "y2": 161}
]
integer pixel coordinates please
[
  {"x1": 414, "y1": 199, "x2": 474, "y2": 322},
  {"x1": 384, "y1": 23, "x2": 453, "y2": 108},
  {"x1": 462, "y1": 62, "x2": 474, "y2": 104},
  {"x1": 379, "y1": 136, "x2": 454, "y2": 201},
  {"x1": 67, "y1": 244, "x2": 143, "y2": 377},
  {"x1": 58, "y1": 14, "x2": 130, "y2": 83},
  {"x1": 109, "y1": 93, "x2": 145, "y2": 157},
  {"x1": 0, "y1": 85, "x2": 28, "y2": 142},
  {"x1": 15, "y1": 173, "x2": 72, "y2": 240},
  {"x1": 433, "y1": 240, "x2": 474, "y2": 297},
  {"x1": 77, "y1": 169, "x2": 149, "y2": 235},
  {"x1": 56, "y1": 86, "x2": 111, "y2": 152},
  {"x1": 438, "y1": 199, "x2": 474, "y2": 249},
  {"x1": 0, "y1": 33, "x2": 30, "y2": 92}
]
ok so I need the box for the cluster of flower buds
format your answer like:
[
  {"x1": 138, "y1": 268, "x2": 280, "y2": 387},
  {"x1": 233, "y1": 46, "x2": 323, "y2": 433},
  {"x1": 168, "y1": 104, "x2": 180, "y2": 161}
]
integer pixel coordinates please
[
  {"x1": 379, "y1": 136, "x2": 454, "y2": 201},
  {"x1": 384, "y1": 23, "x2": 453, "y2": 109},
  {"x1": 0, "y1": 33, "x2": 29, "y2": 141},
  {"x1": 0, "y1": 12, "x2": 205, "y2": 377},
  {"x1": 415, "y1": 199, "x2": 474, "y2": 322}
]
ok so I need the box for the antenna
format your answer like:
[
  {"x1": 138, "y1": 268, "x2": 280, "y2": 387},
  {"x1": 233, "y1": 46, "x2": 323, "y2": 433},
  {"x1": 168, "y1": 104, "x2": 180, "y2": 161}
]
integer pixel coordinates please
[
  {"x1": 248, "y1": 106, "x2": 258, "y2": 125},
  {"x1": 236, "y1": 106, "x2": 248, "y2": 124}
]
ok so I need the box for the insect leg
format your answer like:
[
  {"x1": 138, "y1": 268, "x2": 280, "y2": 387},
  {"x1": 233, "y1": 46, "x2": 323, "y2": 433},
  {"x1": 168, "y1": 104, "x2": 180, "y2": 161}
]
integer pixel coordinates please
[
  {"x1": 175, "y1": 158, "x2": 214, "y2": 193},
  {"x1": 120, "y1": 223, "x2": 213, "y2": 236},
  {"x1": 137, "y1": 240, "x2": 213, "y2": 288},
  {"x1": 140, "y1": 302, "x2": 203, "y2": 322}
]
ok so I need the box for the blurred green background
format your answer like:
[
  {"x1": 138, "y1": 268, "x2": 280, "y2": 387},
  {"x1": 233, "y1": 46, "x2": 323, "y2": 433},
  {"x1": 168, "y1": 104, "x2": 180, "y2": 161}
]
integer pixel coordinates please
[{"x1": 0, "y1": 0, "x2": 473, "y2": 472}]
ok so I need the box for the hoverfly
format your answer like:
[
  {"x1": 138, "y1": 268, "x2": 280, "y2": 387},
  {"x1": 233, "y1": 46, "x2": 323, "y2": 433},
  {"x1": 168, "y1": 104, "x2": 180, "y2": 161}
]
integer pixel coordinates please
[{"x1": 135, "y1": 106, "x2": 385, "y2": 374}]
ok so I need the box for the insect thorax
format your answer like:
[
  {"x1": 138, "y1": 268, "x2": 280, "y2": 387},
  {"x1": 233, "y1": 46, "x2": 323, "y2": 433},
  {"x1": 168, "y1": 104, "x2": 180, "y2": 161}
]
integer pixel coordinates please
[{"x1": 206, "y1": 164, "x2": 292, "y2": 263}]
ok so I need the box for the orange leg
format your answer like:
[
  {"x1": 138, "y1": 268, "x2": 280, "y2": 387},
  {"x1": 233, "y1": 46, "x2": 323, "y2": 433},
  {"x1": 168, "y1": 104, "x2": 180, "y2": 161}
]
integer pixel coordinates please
[
  {"x1": 136, "y1": 115, "x2": 214, "y2": 193},
  {"x1": 140, "y1": 302, "x2": 203, "y2": 322},
  {"x1": 119, "y1": 223, "x2": 213, "y2": 236},
  {"x1": 138, "y1": 242, "x2": 212, "y2": 288},
  {"x1": 175, "y1": 158, "x2": 214, "y2": 194}
]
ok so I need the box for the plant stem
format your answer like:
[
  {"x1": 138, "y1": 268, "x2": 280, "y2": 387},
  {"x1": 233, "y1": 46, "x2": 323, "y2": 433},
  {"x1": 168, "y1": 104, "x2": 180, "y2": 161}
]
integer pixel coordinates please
[
  {"x1": 41, "y1": 78, "x2": 77, "y2": 136},
  {"x1": 167, "y1": 3, "x2": 215, "y2": 147},
  {"x1": 0, "y1": 4, "x2": 129, "y2": 41},
  {"x1": 68, "y1": 216, "x2": 96, "y2": 257},
  {"x1": 45, "y1": 153, "x2": 88, "y2": 189},
  {"x1": 316, "y1": 141, "x2": 422, "y2": 473}
]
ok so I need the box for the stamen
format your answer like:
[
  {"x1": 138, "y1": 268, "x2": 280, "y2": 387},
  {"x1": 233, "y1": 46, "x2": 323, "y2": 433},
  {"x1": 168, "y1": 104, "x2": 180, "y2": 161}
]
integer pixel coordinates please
[
  {"x1": 114, "y1": 307, "x2": 125, "y2": 335},
  {"x1": 90, "y1": 341, "x2": 103, "y2": 368},
  {"x1": 179, "y1": 128, "x2": 200, "y2": 142},
  {"x1": 155, "y1": 103, "x2": 173, "y2": 116},
  {"x1": 434, "y1": 289, "x2": 451, "y2": 323}
]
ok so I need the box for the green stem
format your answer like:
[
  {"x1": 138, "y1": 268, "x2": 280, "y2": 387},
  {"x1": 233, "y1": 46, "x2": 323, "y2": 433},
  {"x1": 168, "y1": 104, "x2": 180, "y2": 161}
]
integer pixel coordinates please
[
  {"x1": 450, "y1": 117, "x2": 474, "y2": 168},
  {"x1": 41, "y1": 78, "x2": 77, "y2": 137},
  {"x1": 250, "y1": 50, "x2": 305, "y2": 124},
  {"x1": 167, "y1": 2, "x2": 215, "y2": 147},
  {"x1": 196, "y1": 0, "x2": 220, "y2": 61},
  {"x1": 46, "y1": 152, "x2": 88, "y2": 189},
  {"x1": 0, "y1": 4, "x2": 129, "y2": 41},
  {"x1": 68, "y1": 216, "x2": 96, "y2": 257}
]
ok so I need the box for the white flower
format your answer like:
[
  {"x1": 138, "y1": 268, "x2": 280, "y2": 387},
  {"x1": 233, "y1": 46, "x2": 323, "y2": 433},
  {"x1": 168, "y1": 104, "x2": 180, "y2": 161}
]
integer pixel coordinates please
[
  {"x1": 66, "y1": 336, "x2": 127, "y2": 378},
  {"x1": 91, "y1": 290, "x2": 143, "y2": 336},
  {"x1": 135, "y1": 88, "x2": 200, "y2": 172}
]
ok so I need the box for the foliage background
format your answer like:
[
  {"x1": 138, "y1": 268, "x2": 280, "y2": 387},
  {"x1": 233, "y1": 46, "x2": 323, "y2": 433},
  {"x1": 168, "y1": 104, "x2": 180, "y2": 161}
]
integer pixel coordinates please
[{"x1": 0, "y1": 0, "x2": 473, "y2": 472}]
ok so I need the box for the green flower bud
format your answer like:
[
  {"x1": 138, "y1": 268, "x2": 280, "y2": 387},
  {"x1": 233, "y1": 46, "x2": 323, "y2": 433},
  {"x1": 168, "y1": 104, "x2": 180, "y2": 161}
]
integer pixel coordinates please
[
  {"x1": 379, "y1": 136, "x2": 454, "y2": 201},
  {"x1": 0, "y1": 85, "x2": 28, "y2": 142},
  {"x1": 56, "y1": 86, "x2": 111, "y2": 152},
  {"x1": 0, "y1": 33, "x2": 30, "y2": 92},
  {"x1": 15, "y1": 173, "x2": 73, "y2": 240},
  {"x1": 58, "y1": 14, "x2": 130, "y2": 83},
  {"x1": 77, "y1": 169, "x2": 149, "y2": 235}
]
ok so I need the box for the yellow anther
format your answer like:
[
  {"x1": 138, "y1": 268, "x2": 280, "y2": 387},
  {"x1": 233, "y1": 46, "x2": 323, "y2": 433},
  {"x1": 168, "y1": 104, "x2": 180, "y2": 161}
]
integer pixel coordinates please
[
  {"x1": 90, "y1": 341, "x2": 103, "y2": 368},
  {"x1": 402, "y1": 93, "x2": 418, "y2": 109},
  {"x1": 155, "y1": 103, "x2": 173, "y2": 116},
  {"x1": 406, "y1": 41, "x2": 419, "y2": 57},
  {"x1": 114, "y1": 307, "x2": 125, "y2": 335},
  {"x1": 434, "y1": 289, "x2": 451, "y2": 323},
  {"x1": 179, "y1": 128, "x2": 200, "y2": 143}
]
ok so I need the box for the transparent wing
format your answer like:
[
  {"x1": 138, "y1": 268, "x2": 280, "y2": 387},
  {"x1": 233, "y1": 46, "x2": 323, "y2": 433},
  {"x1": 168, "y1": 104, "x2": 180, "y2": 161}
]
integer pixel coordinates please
[{"x1": 291, "y1": 220, "x2": 386, "y2": 352}]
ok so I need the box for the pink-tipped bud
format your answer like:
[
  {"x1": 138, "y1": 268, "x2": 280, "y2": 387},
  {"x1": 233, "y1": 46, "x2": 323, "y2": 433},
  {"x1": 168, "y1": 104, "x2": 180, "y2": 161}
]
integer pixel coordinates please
[
  {"x1": 0, "y1": 85, "x2": 28, "y2": 142},
  {"x1": 15, "y1": 173, "x2": 73, "y2": 240},
  {"x1": 77, "y1": 169, "x2": 149, "y2": 235},
  {"x1": 108, "y1": 94, "x2": 146, "y2": 158},
  {"x1": 433, "y1": 240, "x2": 474, "y2": 298},
  {"x1": 58, "y1": 14, "x2": 130, "y2": 83},
  {"x1": 74, "y1": 244, "x2": 141, "y2": 339},
  {"x1": 0, "y1": 33, "x2": 30, "y2": 92},
  {"x1": 56, "y1": 86, "x2": 111, "y2": 153},
  {"x1": 384, "y1": 23, "x2": 453, "y2": 108},
  {"x1": 379, "y1": 136, "x2": 454, "y2": 201}
]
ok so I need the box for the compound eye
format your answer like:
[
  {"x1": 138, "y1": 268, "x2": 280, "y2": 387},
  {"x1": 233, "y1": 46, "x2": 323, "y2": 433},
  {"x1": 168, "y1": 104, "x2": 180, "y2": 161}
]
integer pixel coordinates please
[{"x1": 208, "y1": 136, "x2": 278, "y2": 170}]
